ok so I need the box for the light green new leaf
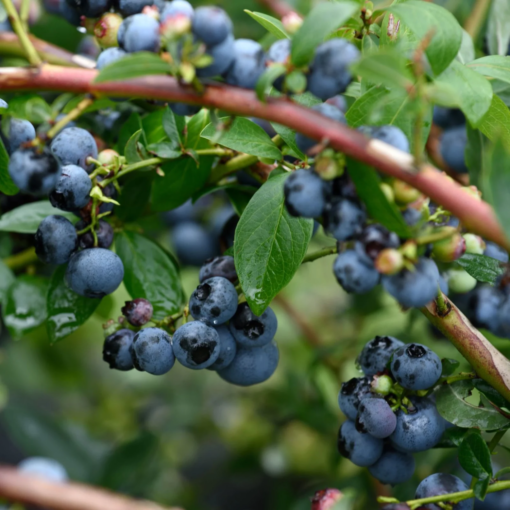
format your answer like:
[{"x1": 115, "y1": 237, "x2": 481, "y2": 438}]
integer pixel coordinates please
[
  {"x1": 468, "y1": 56, "x2": 510, "y2": 85},
  {"x1": 244, "y1": 10, "x2": 289, "y2": 39},
  {"x1": 94, "y1": 53, "x2": 170, "y2": 83},
  {"x1": 487, "y1": 0, "x2": 510, "y2": 56}
]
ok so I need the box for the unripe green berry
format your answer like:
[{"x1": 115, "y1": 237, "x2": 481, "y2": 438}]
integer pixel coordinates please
[
  {"x1": 446, "y1": 268, "x2": 477, "y2": 294},
  {"x1": 380, "y1": 182, "x2": 394, "y2": 203},
  {"x1": 463, "y1": 233, "x2": 485, "y2": 255},
  {"x1": 94, "y1": 13, "x2": 122, "y2": 48},
  {"x1": 392, "y1": 179, "x2": 422, "y2": 205},
  {"x1": 98, "y1": 149, "x2": 119, "y2": 166},
  {"x1": 432, "y1": 228, "x2": 466, "y2": 262},
  {"x1": 372, "y1": 374, "x2": 393, "y2": 396},
  {"x1": 282, "y1": 12, "x2": 303, "y2": 35},
  {"x1": 375, "y1": 248, "x2": 403, "y2": 275},
  {"x1": 160, "y1": 13, "x2": 192, "y2": 40}
]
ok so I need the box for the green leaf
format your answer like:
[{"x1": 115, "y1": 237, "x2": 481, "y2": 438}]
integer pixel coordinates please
[
  {"x1": 456, "y1": 254, "x2": 506, "y2": 285},
  {"x1": 185, "y1": 108, "x2": 210, "y2": 149},
  {"x1": 7, "y1": 95, "x2": 52, "y2": 123},
  {"x1": 141, "y1": 109, "x2": 167, "y2": 145},
  {"x1": 475, "y1": 380, "x2": 510, "y2": 411},
  {"x1": 465, "y1": 123, "x2": 489, "y2": 189},
  {"x1": 0, "y1": 259, "x2": 15, "y2": 305},
  {"x1": 285, "y1": 71, "x2": 307, "y2": 94},
  {"x1": 290, "y1": 2, "x2": 359, "y2": 67},
  {"x1": 116, "y1": 173, "x2": 154, "y2": 222},
  {"x1": 487, "y1": 0, "x2": 510, "y2": 56},
  {"x1": 0, "y1": 201, "x2": 77, "y2": 234},
  {"x1": 162, "y1": 107, "x2": 182, "y2": 150},
  {"x1": 3, "y1": 275, "x2": 49, "y2": 338},
  {"x1": 474, "y1": 476, "x2": 491, "y2": 500},
  {"x1": 475, "y1": 95, "x2": 510, "y2": 151},
  {"x1": 436, "y1": 426, "x2": 470, "y2": 448},
  {"x1": 459, "y1": 431, "x2": 493, "y2": 480},
  {"x1": 0, "y1": 136, "x2": 18, "y2": 195},
  {"x1": 271, "y1": 122, "x2": 305, "y2": 159},
  {"x1": 117, "y1": 112, "x2": 144, "y2": 155},
  {"x1": 255, "y1": 64, "x2": 286, "y2": 101},
  {"x1": 468, "y1": 56, "x2": 510, "y2": 85},
  {"x1": 347, "y1": 159, "x2": 411, "y2": 238},
  {"x1": 244, "y1": 10, "x2": 289, "y2": 39},
  {"x1": 115, "y1": 231, "x2": 183, "y2": 320},
  {"x1": 436, "y1": 380, "x2": 510, "y2": 430},
  {"x1": 225, "y1": 186, "x2": 257, "y2": 217},
  {"x1": 124, "y1": 129, "x2": 145, "y2": 164},
  {"x1": 146, "y1": 142, "x2": 182, "y2": 159},
  {"x1": 94, "y1": 52, "x2": 170, "y2": 83},
  {"x1": 434, "y1": 60, "x2": 493, "y2": 126},
  {"x1": 441, "y1": 358, "x2": 460, "y2": 377},
  {"x1": 201, "y1": 117, "x2": 282, "y2": 160},
  {"x1": 457, "y1": 29, "x2": 475, "y2": 65},
  {"x1": 388, "y1": 0, "x2": 462, "y2": 76},
  {"x1": 234, "y1": 172, "x2": 312, "y2": 315},
  {"x1": 46, "y1": 265, "x2": 100, "y2": 343}
]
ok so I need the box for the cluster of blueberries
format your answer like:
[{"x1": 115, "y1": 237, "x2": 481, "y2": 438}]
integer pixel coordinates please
[
  {"x1": 337, "y1": 336, "x2": 445, "y2": 486},
  {"x1": 103, "y1": 255, "x2": 279, "y2": 386}
]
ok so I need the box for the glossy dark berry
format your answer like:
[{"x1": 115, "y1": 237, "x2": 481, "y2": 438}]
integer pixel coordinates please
[
  {"x1": 169, "y1": 103, "x2": 201, "y2": 116},
  {"x1": 199, "y1": 256, "x2": 237, "y2": 283},
  {"x1": 433, "y1": 107, "x2": 465, "y2": 130},
  {"x1": 468, "y1": 285, "x2": 503, "y2": 330},
  {"x1": 368, "y1": 448, "x2": 415, "y2": 486},
  {"x1": 484, "y1": 241, "x2": 509, "y2": 263},
  {"x1": 324, "y1": 198, "x2": 366, "y2": 242},
  {"x1": 118, "y1": 14, "x2": 160, "y2": 54},
  {"x1": 65, "y1": 248, "x2": 124, "y2": 298},
  {"x1": 59, "y1": 0, "x2": 81, "y2": 25},
  {"x1": 358, "y1": 336, "x2": 404, "y2": 377},
  {"x1": 75, "y1": 219, "x2": 114, "y2": 249},
  {"x1": 171, "y1": 221, "x2": 218, "y2": 266},
  {"x1": 440, "y1": 126, "x2": 468, "y2": 174},
  {"x1": 356, "y1": 224, "x2": 400, "y2": 263},
  {"x1": 196, "y1": 34, "x2": 235, "y2": 78},
  {"x1": 96, "y1": 47, "x2": 127, "y2": 70},
  {"x1": 18, "y1": 457, "x2": 68, "y2": 482},
  {"x1": 172, "y1": 321, "x2": 220, "y2": 369},
  {"x1": 130, "y1": 327, "x2": 175, "y2": 375},
  {"x1": 121, "y1": 298, "x2": 153, "y2": 327},
  {"x1": 50, "y1": 127, "x2": 98, "y2": 173},
  {"x1": 333, "y1": 249, "x2": 380, "y2": 294},
  {"x1": 207, "y1": 325, "x2": 237, "y2": 371},
  {"x1": 284, "y1": 169, "x2": 330, "y2": 218},
  {"x1": 358, "y1": 125, "x2": 410, "y2": 153},
  {"x1": 356, "y1": 396, "x2": 396, "y2": 438},
  {"x1": 229, "y1": 302, "x2": 278, "y2": 347},
  {"x1": 103, "y1": 329, "x2": 135, "y2": 371},
  {"x1": 9, "y1": 146, "x2": 62, "y2": 195},
  {"x1": 65, "y1": 0, "x2": 112, "y2": 17},
  {"x1": 391, "y1": 343, "x2": 442, "y2": 390},
  {"x1": 224, "y1": 39, "x2": 266, "y2": 89},
  {"x1": 337, "y1": 420, "x2": 383, "y2": 467},
  {"x1": 338, "y1": 377, "x2": 371, "y2": 421},
  {"x1": 415, "y1": 473, "x2": 471, "y2": 510},
  {"x1": 49, "y1": 164, "x2": 92, "y2": 212},
  {"x1": 3, "y1": 118, "x2": 35, "y2": 154},
  {"x1": 192, "y1": 6, "x2": 232, "y2": 46},
  {"x1": 117, "y1": 0, "x2": 164, "y2": 17},
  {"x1": 35, "y1": 215, "x2": 78, "y2": 265}
]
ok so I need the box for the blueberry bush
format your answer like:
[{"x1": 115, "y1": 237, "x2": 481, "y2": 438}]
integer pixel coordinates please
[{"x1": 2, "y1": 0, "x2": 510, "y2": 509}]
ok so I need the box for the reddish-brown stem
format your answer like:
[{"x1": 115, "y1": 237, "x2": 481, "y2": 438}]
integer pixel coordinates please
[
  {"x1": 257, "y1": 0, "x2": 296, "y2": 17},
  {"x1": 0, "y1": 64, "x2": 507, "y2": 250}
]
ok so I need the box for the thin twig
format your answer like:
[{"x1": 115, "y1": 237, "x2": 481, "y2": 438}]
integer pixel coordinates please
[
  {"x1": 3, "y1": 246, "x2": 38, "y2": 270},
  {"x1": 47, "y1": 96, "x2": 94, "y2": 139},
  {"x1": 464, "y1": 0, "x2": 491, "y2": 39}
]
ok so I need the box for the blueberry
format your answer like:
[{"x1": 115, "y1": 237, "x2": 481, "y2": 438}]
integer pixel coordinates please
[
  {"x1": 192, "y1": 6, "x2": 232, "y2": 46},
  {"x1": 35, "y1": 215, "x2": 78, "y2": 265},
  {"x1": 102, "y1": 329, "x2": 135, "y2": 371},
  {"x1": 333, "y1": 249, "x2": 380, "y2": 294},
  {"x1": 49, "y1": 164, "x2": 92, "y2": 212},
  {"x1": 284, "y1": 169, "x2": 330, "y2": 218},
  {"x1": 65, "y1": 0, "x2": 112, "y2": 17},
  {"x1": 266, "y1": 38, "x2": 290, "y2": 90},
  {"x1": 484, "y1": 241, "x2": 509, "y2": 263},
  {"x1": 3, "y1": 118, "x2": 35, "y2": 154},
  {"x1": 189, "y1": 277, "x2": 237, "y2": 325},
  {"x1": 160, "y1": 0, "x2": 194, "y2": 22},
  {"x1": 96, "y1": 47, "x2": 127, "y2": 70},
  {"x1": 75, "y1": 219, "x2": 114, "y2": 249},
  {"x1": 338, "y1": 377, "x2": 371, "y2": 420},
  {"x1": 403, "y1": 207, "x2": 423, "y2": 226},
  {"x1": 325, "y1": 95, "x2": 348, "y2": 113},
  {"x1": 98, "y1": 178, "x2": 117, "y2": 214},
  {"x1": 199, "y1": 256, "x2": 237, "y2": 283},
  {"x1": 50, "y1": 127, "x2": 98, "y2": 173},
  {"x1": 415, "y1": 473, "x2": 471, "y2": 510},
  {"x1": 118, "y1": 14, "x2": 160, "y2": 54},
  {"x1": 356, "y1": 396, "x2": 396, "y2": 438},
  {"x1": 368, "y1": 448, "x2": 415, "y2": 486},
  {"x1": 172, "y1": 321, "x2": 221, "y2": 369},
  {"x1": 9, "y1": 146, "x2": 62, "y2": 195},
  {"x1": 390, "y1": 397, "x2": 445, "y2": 452},
  {"x1": 218, "y1": 340, "x2": 279, "y2": 386},
  {"x1": 356, "y1": 224, "x2": 400, "y2": 263},
  {"x1": 130, "y1": 327, "x2": 175, "y2": 375},
  {"x1": 358, "y1": 336, "x2": 405, "y2": 377},
  {"x1": 163, "y1": 200, "x2": 196, "y2": 225},
  {"x1": 307, "y1": 38, "x2": 360, "y2": 100},
  {"x1": 65, "y1": 248, "x2": 124, "y2": 298},
  {"x1": 391, "y1": 343, "x2": 442, "y2": 390},
  {"x1": 169, "y1": 103, "x2": 201, "y2": 116},
  {"x1": 331, "y1": 172, "x2": 358, "y2": 201},
  {"x1": 358, "y1": 125, "x2": 410, "y2": 153},
  {"x1": 59, "y1": 0, "x2": 82, "y2": 24},
  {"x1": 494, "y1": 296, "x2": 510, "y2": 339},
  {"x1": 337, "y1": 420, "x2": 384, "y2": 467},
  {"x1": 468, "y1": 285, "x2": 503, "y2": 329},
  {"x1": 18, "y1": 457, "x2": 68, "y2": 482},
  {"x1": 296, "y1": 103, "x2": 346, "y2": 154},
  {"x1": 433, "y1": 107, "x2": 465, "y2": 130},
  {"x1": 440, "y1": 126, "x2": 468, "y2": 174},
  {"x1": 224, "y1": 39, "x2": 266, "y2": 89},
  {"x1": 117, "y1": 0, "x2": 164, "y2": 17},
  {"x1": 171, "y1": 221, "x2": 218, "y2": 266},
  {"x1": 474, "y1": 488, "x2": 510, "y2": 510},
  {"x1": 229, "y1": 302, "x2": 278, "y2": 347},
  {"x1": 249, "y1": 118, "x2": 277, "y2": 138},
  {"x1": 323, "y1": 198, "x2": 366, "y2": 241},
  {"x1": 382, "y1": 257, "x2": 441, "y2": 308},
  {"x1": 121, "y1": 298, "x2": 153, "y2": 326},
  {"x1": 196, "y1": 34, "x2": 236, "y2": 78},
  {"x1": 206, "y1": 325, "x2": 237, "y2": 371}
]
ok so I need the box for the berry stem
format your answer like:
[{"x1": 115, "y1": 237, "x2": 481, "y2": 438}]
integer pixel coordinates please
[
  {"x1": 0, "y1": 0, "x2": 41, "y2": 65},
  {"x1": 46, "y1": 96, "x2": 94, "y2": 140},
  {"x1": 488, "y1": 429, "x2": 507, "y2": 453},
  {"x1": 302, "y1": 245, "x2": 338, "y2": 263},
  {"x1": 442, "y1": 372, "x2": 477, "y2": 385},
  {"x1": 2, "y1": 246, "x2": 38, "y2": 271}
]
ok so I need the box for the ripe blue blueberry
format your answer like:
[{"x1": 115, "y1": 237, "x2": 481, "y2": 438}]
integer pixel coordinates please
[
  {"x1": 284, "y1": 169, "x2": 330, "y2": 218},
  {"x1": 118, "y1": 0, "x2": 164, "y2": 17},
  {"x1": 65, "y1": 0, "x2": 112, "y2": 17},
  {"x1": 325, "y1": 95, "x2": 348, "y2": 113},
  {"x1": 18, "y1": 457, "x2": 68, "y2": 482},
  {"x1": 218, "y1": 340, "x2": 279, "y2": 386},
  {"x1": 391, "y1": 343, "x2": 442, "y2": 390},
  {"x1": 468, "y1": 285, "x2": 503, "y2": 330},
  {"x1": 382, "y1": 257, "x2": 441, "y2": 308},
  {"x1": 403, "y1": 207, "x2": 423, "y2": 226},
  {"x1": 337, "y1": 420, "x2": 383, "y2": 467},
  {"x1": 433, "y1": 107, "x2": 465, "y2": 130},
  {"x1": 440, "y1": 126, "x2": 468, "y2": 174},
  {"x1": 103, "y1": 329, "x2": 135, "y2": 371},
  {"x1": 296, "y1": 103, "x2": 346, "y2": 154},
  {"x1": 50, "y1": 127, "x2": 98, "y2": 173},
  {"x1": 172, "y1": 321, "x2": 221, "y2": 369},
  {"x1": 35, "y1": 215, "x2": 78, "y2": 265},
  {"x1": 196, "y1": 34, "x2": 236, "y2": 78},
  {"x1": 9, "y1": 146, "x2": 62, "y2": 195},
  {"x1": 224, "y1": 39, "x2": 266, "y2": 89},
  {"x1": 97, "y1": 177, "x2": 117, "y2": 214},
  {"x1": 474, "y1": 487, "x2": 510, "y2": 510},
  {"x1": 358, "y1": 125, "x2": 410, "y2": 153},
  {"x1": 160, "y1": 0, "x2": 194, "y2": 22},
  {"x1": 338, "y1": 377, "x2": 371, "y2": 421},
  {"x1": 358, "y1": 336, "x2": 405, "y2": 377},
  {"x1": 356, "y1": 224, "x2": 400, "y2": 263},
  {"x1": 192, "y1": 6, "x2": 232, "y2": 46},
  {"x1": 333, "y1": 250, "x2": 380, "y2": 294},
  {"x1": 495, "y1": 296, "x2": 510, "y2": 339},
  {"x1": 169, "y1": 103, "x2": 201, "y2": 116},
  {"x1": 171, "y1": 221, "x2": 218, "y2": 266},
  {"x1": 118, "y1": 14, "x2": 160, "y2": 54},
  {"x1": 65, "y1": 248, "x2": 124, "y2": 298},
  {"x1": 49, "y1": 164, "x2": 92, "y2": 212},
  {"x1": 189, "y1": 276, "x2": 238, "y2": 325},
  {"x1": 199, "y1": 256, "x2": 237, "y2": 283},
  {"x1": 130, "y1": 327, "x2": 175, "y2": 375},
  {"x1": 324, "y1": 198, "x2": 366, "y2": 242},
  {"x1": 390, "y1": 397, "x2": 445, "y2": 453},
  {"x1": 207, "y1": 325, "x2": 237, "y2": 370},
  {"x1": 356, "y1": 396, "x2": 396, "y2": 438},
  {"x1": 266, "y1": 38, "x2": 290, "y2": 90},
  {"x1": 368, "y1": 448, "x2": 415, "y2": 486},
  {"x1": 415, "y1": 473, "x2": 471, "y2": 510},
  {"x1": 484, "y1": 241, "x2": 509, "y2": 263},
  {"x1": 121, "y1": 298, "x2": 153, "y2": 326},
  {"x1": 75, "y1": 219, "x2": 114, "y2": 249},
  {"x1": 3, "y1": 118, "x2": 36, "y2": 154},
  {"x1": 229, "y1": 302, "x2": 278, "y2": 347},
  {"x1": 96, "y1": 47, "x2": 127, "y2": 70},
  {"x1": 307, "y1": 38, "x2": 360, "y2": 100}
]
